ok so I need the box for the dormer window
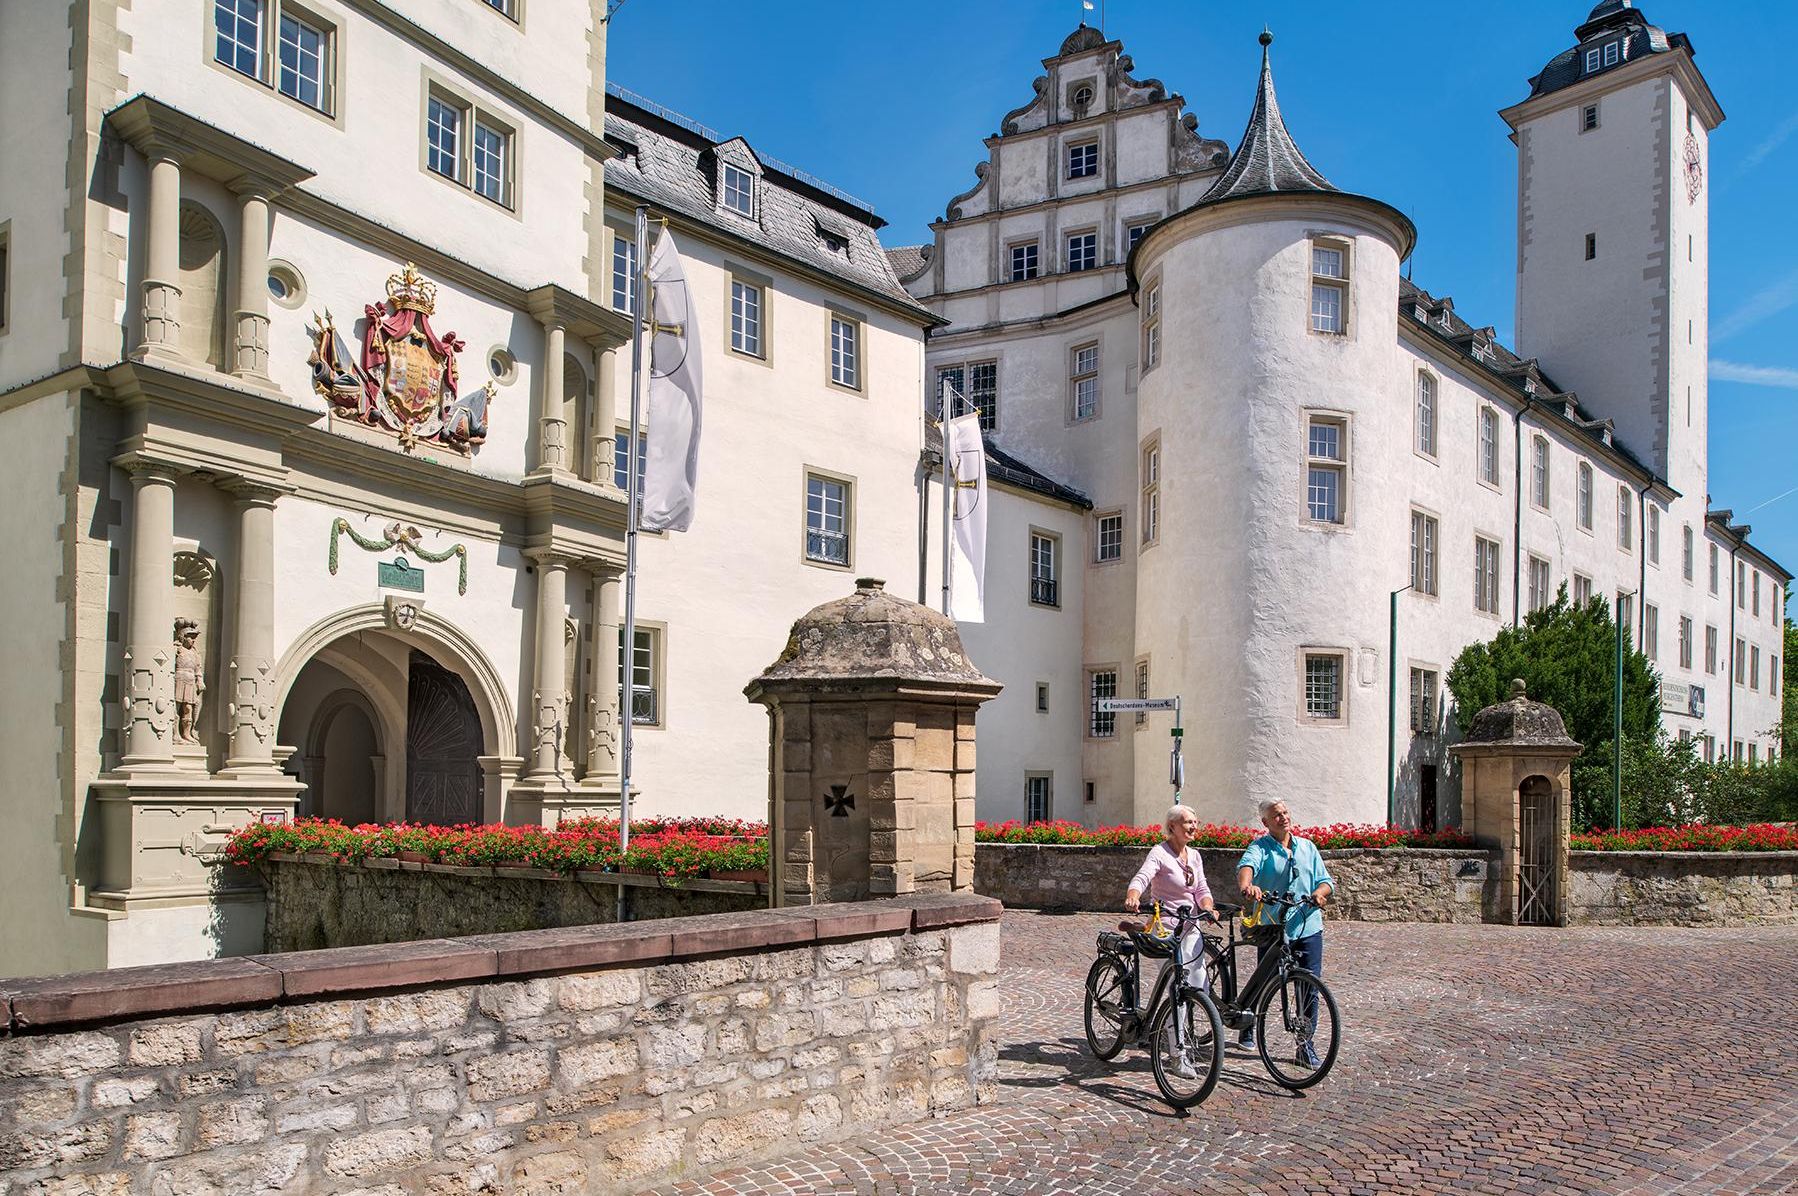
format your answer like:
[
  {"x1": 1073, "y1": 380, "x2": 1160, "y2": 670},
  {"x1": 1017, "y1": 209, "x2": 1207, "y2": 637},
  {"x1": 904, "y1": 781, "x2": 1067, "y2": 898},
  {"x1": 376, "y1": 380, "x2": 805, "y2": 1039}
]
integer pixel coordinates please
[
  {"x1": 1583, "y1": 40, "x2": 1623, "y2": 74},
  {"x1": 721, "y1": 162, "x2": 754, "y2": 217},
  {"x1": 821, "y1": 232, "x2": 848, "y2": 256}
]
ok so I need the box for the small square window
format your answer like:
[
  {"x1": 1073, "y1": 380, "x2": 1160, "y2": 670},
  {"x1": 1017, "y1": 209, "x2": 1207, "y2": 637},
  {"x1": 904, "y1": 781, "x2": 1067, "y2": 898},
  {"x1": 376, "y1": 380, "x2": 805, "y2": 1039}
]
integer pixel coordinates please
[
  {"x1": 1009, "y1": 242, "x2": 1039, "y2": 283},
  {"x1": 722, "y1": 162, "x2": 755, "y2": 217},
  {"x1": 1095, "y1": 512, "x2": 1123, "y2": 563},
  {"x1": 1302, "y1": 653, "x2": 1345, "y2": 723},
  {"x1": 805, "y1": 473, "x2": 852, "y2": 567},
  {"x1": 1067, "y1": 141, "x2": 1099, "y2": 179},
  {"x1": 1126, "y1": 222, "x2": 1153, "y2": 253},
  {"x1": 1066, "y1": 232, "x2": 1098, "y2": 273},
  {"x1": 829, "y1": 316, "x2": 860, "y2": 389}
]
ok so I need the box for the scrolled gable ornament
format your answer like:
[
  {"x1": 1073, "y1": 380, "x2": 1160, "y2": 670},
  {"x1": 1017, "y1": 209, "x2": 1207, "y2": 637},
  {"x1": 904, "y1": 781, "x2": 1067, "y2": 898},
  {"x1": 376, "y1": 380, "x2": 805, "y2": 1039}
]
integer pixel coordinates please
[{"x1": 307, "y1": 263, "x2": 496, "y2": 454}]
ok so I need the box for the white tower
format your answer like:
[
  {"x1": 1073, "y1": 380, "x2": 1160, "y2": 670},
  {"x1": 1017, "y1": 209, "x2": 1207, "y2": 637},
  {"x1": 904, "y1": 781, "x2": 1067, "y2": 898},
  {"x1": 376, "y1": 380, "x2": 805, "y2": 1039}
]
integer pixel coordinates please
[{"x1": 1504, "y1": 1, "x2": 1723, "y2": 500}]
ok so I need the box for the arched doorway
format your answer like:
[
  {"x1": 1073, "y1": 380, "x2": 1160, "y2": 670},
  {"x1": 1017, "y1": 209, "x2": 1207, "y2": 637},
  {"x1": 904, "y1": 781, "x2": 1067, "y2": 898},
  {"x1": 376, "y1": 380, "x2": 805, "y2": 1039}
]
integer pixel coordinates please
[
  {"x1": 275, "y1": 609, "x2": 513, "y2": 827},
  {"x1": 1517, "y1": 775, "x2": 1557, "y2": 926}
]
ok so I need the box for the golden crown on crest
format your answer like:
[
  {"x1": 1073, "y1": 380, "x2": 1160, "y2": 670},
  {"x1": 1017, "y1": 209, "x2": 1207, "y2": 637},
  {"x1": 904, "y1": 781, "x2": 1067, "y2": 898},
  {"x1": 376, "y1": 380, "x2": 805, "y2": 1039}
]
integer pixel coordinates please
[{"x1": 385, "y1": 263, "x2": 438, "y2": 315}]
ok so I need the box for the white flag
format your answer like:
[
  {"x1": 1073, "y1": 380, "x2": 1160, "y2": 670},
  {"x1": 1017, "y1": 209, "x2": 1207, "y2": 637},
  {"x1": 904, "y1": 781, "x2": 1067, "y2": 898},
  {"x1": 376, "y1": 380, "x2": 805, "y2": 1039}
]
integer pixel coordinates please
[
  {"x1": 640, "y1": 231, "x2": 703, "y2": 533},
  {"x1": 947, "y1": 412, "x2": 987, "y2": 624}
]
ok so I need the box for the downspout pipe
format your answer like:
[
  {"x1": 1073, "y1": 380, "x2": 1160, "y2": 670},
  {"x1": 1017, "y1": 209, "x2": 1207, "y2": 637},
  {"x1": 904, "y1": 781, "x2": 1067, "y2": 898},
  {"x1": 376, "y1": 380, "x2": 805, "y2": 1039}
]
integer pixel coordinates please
[
  {"x1": 1728, "y1": 541, "x2": 1739, "y2": 756},
  {"x1": 1512, "y1": 402, "x2": 1526, "y2": 627}
]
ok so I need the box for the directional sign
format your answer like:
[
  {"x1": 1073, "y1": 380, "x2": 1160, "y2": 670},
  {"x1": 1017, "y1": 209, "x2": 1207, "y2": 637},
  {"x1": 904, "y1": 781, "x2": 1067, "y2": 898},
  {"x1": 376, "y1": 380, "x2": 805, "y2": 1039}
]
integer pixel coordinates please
[{"x1": 1097, "y1": 697, "x2": 1178, "y2": 712}]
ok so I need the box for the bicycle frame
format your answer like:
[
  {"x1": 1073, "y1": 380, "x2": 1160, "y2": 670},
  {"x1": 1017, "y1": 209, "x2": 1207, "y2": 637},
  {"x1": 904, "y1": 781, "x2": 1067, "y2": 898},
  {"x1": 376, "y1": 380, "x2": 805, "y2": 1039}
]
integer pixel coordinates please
[
  {"x1": 1203, "y1": 895, "x2": 1313, "y2": 1026},
  {"x1": 1108, "y1": 910, "x2": 1210, "y2": 1044}
]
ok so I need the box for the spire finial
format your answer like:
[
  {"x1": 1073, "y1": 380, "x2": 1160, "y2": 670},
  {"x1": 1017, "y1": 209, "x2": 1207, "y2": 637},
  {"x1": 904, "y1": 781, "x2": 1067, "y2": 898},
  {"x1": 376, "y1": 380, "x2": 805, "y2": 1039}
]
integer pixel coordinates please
[{"x1": 1259, "y1": 28, "x2": 1273, "y2": 48}]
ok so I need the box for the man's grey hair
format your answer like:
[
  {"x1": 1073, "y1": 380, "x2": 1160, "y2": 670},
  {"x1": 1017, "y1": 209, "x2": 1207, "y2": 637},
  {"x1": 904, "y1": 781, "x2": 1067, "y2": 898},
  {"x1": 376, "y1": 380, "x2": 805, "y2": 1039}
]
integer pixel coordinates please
[{"x1": 1257, "y1": 798, "x2": 1289, "y2": 821}]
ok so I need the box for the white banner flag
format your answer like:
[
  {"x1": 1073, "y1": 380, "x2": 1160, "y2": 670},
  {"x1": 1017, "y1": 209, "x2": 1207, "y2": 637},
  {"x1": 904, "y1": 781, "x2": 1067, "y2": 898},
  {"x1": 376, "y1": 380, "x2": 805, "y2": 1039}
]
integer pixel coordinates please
[
  {"x1": 640, "y1": 230, "x2": 703, "y2": 533},
  {"x1": 947, "y1": 412, "x2": 987, "y2": 623}
]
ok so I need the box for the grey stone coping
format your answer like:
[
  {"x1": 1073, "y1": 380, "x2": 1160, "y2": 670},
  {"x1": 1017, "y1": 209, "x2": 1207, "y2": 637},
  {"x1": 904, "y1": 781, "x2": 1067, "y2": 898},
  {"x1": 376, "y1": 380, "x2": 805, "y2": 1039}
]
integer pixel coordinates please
[{"x1": 0, "y1": 893, "x2": 1001, "y2": 1035}]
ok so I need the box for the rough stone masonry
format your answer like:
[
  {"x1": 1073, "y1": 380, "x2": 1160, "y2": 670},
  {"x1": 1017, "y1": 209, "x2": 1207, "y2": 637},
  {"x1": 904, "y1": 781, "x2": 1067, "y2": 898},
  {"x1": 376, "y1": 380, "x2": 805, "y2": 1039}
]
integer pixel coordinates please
[{"x1": 0, "y1": 895, "x2": 1002, "y2": 1195}]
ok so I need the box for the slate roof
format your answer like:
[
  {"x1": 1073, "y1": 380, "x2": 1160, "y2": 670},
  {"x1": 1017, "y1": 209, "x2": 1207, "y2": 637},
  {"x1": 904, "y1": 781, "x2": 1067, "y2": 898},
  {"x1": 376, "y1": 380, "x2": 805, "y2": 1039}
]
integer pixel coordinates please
[
  {"x1": 1197, "y1": 33, "x2": 1334, "y2": 207},
  {"x1": 922, "y1": 422, "x2": 1092, "y2": 511},
  {"x1": 603, "y1": 94, "x2": 930, "y2": 319},
  {"x1": 1526, "y1": 2, "x2": 1688, "y2": 100},
  {"x1": 886, "y1": 245, "x2": 931, "y2": 284}
]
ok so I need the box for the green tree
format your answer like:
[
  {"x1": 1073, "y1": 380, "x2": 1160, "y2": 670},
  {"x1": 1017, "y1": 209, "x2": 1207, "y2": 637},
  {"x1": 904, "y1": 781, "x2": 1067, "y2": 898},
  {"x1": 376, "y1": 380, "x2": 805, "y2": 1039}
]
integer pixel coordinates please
[{"x1": 1447, "y1": 587, "x2": 1659, "y2": 828}]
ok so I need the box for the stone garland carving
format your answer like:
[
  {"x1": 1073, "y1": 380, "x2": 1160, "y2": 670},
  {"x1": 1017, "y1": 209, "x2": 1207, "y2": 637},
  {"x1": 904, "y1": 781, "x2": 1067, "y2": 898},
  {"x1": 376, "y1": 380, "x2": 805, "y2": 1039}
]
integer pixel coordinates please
[
  {"x1": 172, "y1": 618, "x2": 205, "y2": 744},
  {"x1": 328, "y1": 517, "x2": 468, "y2": 594},
  {"x1": 308, "y1": 263, "x2": 496, "y2": 454}
]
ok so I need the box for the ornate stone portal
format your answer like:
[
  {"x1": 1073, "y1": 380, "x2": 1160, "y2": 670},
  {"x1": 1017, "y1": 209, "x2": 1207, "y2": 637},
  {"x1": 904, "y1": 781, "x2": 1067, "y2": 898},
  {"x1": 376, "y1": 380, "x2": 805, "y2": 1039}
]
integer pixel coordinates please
[{"x1": 746, "y1": 578, "x2": 1001, "y2": 905}]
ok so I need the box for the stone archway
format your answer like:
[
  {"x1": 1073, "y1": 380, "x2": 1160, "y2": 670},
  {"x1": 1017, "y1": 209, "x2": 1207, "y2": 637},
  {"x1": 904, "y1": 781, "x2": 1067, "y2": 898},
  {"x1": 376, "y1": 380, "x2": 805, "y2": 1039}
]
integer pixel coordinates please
[{"x1": 303, "y1": 689, "x2": 383, "y2": 824}]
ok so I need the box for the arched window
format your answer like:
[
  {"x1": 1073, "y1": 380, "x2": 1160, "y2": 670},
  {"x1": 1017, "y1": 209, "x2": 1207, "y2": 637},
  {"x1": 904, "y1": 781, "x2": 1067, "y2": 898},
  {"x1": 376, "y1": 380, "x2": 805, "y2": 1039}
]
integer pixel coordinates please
[{"x1": 177, "y1": 203, "x2": 229, "y2": 368}]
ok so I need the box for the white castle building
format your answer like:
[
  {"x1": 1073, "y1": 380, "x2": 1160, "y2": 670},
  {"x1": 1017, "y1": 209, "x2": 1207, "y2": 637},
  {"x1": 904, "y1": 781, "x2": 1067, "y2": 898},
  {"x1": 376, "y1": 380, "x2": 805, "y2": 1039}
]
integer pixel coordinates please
[
  {"x1": 898, "y1": 5, "x2": 1787, "y2": 834},
  {"x1": 0, "y1": 0, "x2": 1784, "y2": 976}
]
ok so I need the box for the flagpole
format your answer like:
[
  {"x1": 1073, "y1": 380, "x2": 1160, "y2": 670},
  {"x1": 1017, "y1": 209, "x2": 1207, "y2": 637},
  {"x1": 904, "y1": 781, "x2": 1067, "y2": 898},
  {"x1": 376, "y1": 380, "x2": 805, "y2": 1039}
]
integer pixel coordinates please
[
  {"x1": 939, "y1": 384, "x2": 957, "y2": 617},
  {"x1": 619, "y1": 204, "x2": 649, "y2": 860}
]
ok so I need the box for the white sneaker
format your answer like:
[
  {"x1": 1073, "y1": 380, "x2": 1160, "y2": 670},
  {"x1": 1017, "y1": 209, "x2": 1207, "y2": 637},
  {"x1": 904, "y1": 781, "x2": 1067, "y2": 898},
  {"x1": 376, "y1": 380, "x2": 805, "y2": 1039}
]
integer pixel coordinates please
[{"x1": 1174, "y1": 1054, "x2": 1199, "y2": 1079}]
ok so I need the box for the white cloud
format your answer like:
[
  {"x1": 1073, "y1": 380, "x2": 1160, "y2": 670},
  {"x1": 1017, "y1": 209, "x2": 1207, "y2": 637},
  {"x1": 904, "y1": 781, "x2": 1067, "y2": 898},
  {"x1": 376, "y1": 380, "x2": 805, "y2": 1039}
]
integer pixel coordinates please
[
  {"x1": 1713, "y1": 269, "x2": 1798, "y2": 343},
  {"x1": 1709, "y1": 360, "x2": 1798, "y2": 389},
  {"x1": 1742, "y1": 111, "x2": 1798, "y2": 175}
]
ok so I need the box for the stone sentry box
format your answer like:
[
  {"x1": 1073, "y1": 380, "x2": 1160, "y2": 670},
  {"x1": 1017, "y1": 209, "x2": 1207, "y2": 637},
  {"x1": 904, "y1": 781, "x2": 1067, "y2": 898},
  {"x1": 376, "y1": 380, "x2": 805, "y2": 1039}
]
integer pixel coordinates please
[{"x1": 746, "y1": 579, "x2": 1001, "y2": 905}]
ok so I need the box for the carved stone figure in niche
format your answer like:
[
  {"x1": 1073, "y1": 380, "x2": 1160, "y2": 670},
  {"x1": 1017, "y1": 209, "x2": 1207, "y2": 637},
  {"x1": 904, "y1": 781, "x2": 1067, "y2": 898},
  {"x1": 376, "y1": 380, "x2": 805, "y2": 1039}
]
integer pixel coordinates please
[{"x1": 172, "y1": 618, "x2": 206, "y2": 743}]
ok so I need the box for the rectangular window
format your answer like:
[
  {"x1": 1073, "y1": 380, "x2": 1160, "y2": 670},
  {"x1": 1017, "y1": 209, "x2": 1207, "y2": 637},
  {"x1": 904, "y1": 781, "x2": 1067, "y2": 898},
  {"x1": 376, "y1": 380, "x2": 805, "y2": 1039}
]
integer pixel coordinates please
[
  {"x1": 1679, "y1": 616, "x2": 1693, "y2": 670},
  {"x1": 1752, "y1": 570, "x2": 1761, "y2": 617},
  {"x1": 721, "y1": 162, "x2": 755, "y2": 217},
  {"x1": 276, "y1": 8, "x2": 331, "y2": 112},
  {"x1": 1089, "y1": 670, "x2": 1118, "y2": 738},
  {"x1": 1584, "y1": 47, "x2": 1601, "y2": 73},
  {"x1": 730, "y1": 278, "x2": 763, "y2": 357},
  {"x1": 1141, "y1": 283, "x2": 1162, "y2": 370},
  {"x1": 1140, "y1": 439, "x2": 1161, "y2": 545},
  {"x1": 612, "y1": 428, "x2": 646, "y2": 495},
  {"x1": 968, "y1": 361, "x2": 997, "y2": 432},
  {"x1": 611, "y1": 233, "x2": 637, "y2": 315},
  {"x1": 804, "y1": 474, "x2": 852, "y2": 567},
  {"x1": 1585, "y1": 233, "x2": 1597, "y2": 261},
  {"x1": 617, "y1": 626, "x2": 660, "y2": 726},
  {"x1": 1306, "y1": 415, "x2": 1346, "y2": 525},
  {"x1": 1604, "y1": 40, "x2": 1621, "y2": 66},
  {"x1": 1734, "y1": 741, "x2": 1745, "y2": 763},
  {"x1": 1095, "y1": 512, "x2": 1123, "y2": 563},
  {"x1": 1303, "y1": 653, "x2": 1344, "y2": 722},
  {"x1": 829, "y1": 316, "x2": 859, "y2": 389},
  {"x1": 1410, "y1": 667, "x2": 1438, "y2": 735},
  {"x1": 1067, "y1": 141, "x2": 1099, "y2": 179},
  {"x1": 1582, "y1": 102, "x2": 1600, "y2": 132},
  {"x1": 1705, "y1": 625, "x2": 1718, "y2": 675},
  {"x1": 1310, "y1": 244, "x2": 1346, "y2": 334},
  {"x1": 1618, "y1": 486, "x2": 1633, "y2": 550},
  {"x1": 1126, "y1": 222, "x2": 1152, "y2": 253},
  {"x1": 1531, "y1": 436, "x2": 1550, "y2": 509},
  {"x1": 1709, "y1": 543, "x2": 1719, "y2": 593},
  {"x1": 427, "y1": 95, "x2": 465, "y2": 183},
  {"x1": 1750, "y1": 646, "x2": 1761, "y2": 690},
  {"x1": 1029, "y1": 532, "x2": 1059, "y2": 607},
  {"x1": 1415, "y1": 373, "x2": 1437, "y2": 457},
  {"x1": 1682, "y1": 525, "x2": 1694, "y2": 581},
  {"x1": 1773, "y1": 656, "x2": 1780, "y2": 698},
  {"x1": 1036, "y1": 683, "x2": 1049, "y2": 713},
  {"x1": 1026, "y1": 775, "x2": 1053, "y2": 823},
  {"x1": 1644, "y1": 603, "x2": 1659, "y2": 661},
  {"x1": 215, "y1": 0, "x2": 265, "y2": 78},
  {"x1": 1648, "y1": 505, "x2": 1661, "y2": 567},
  {"x1": 1085, "y1": 780, "x2": 1097, "y2": 804},
  {"x1": 1071, "y1": 343, "x2": 1100, "y2": 422},
  {"x1": 1577, "y1": 464, "x2": 1593, "y2": 531},
  {"x1": 1738, "y1": 561, "x2": 1747, "y2": 609},
  {"x1": 1528, "y1": 555, "x2": 1551, "y2": 614},
  {"x1": 1009, "y1": 241, "x2": 1039, "y2": 282},
  {"x1": 1410, "y1": 511, "x2": 1439, "y2": 596},
  {"x1": 471, "y1": 117, "x2": 510, "y2": 206},
  {"x1": 1704, "y1": 735, "x2": 1715, "y2": 763},
  {"x1": 484, "y1": 0, "x2": 516, "y2": 15},
  {"x1": 1735, "y1": 637, "x2": 1746, "y2": 684},
  {"x1": 1573, "y1": 572, "x2": 1593, "y2": 608},
  {"x1": 1475, "y1": 536, "x2": 1502, "y2": 615},
  {"x1": 1066, "y1": 232, "x2": 1098, "y2": 273},
  {"x1": 1479, "y1": 407, "x2": 1499, "y2": 486}
]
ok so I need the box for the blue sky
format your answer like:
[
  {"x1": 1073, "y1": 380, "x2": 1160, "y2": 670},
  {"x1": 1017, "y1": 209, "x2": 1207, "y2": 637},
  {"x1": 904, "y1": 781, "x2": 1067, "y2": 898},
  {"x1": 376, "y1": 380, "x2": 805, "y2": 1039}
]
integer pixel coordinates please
[{"x1": 608, "y1": 0, "x2": 1797, "y2": 581}]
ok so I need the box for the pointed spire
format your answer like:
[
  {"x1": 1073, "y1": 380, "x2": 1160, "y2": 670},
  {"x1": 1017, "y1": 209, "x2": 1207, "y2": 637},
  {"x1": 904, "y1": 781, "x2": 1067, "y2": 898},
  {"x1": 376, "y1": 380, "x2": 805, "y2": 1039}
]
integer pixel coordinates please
[{"x1": 1198, "y1": 30, "x2": 1335, "y2": 206}]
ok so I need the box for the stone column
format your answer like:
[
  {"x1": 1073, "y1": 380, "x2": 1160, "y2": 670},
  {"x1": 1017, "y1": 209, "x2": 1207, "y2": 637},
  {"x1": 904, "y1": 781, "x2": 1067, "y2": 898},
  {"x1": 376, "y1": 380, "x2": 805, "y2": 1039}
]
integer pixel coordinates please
[
  {"x1": 119, "y1": 462, "x2": 180, "y2": 770},
  {"x1": 595, "y1": 347, "x2": 618, "y2": 488},
  {"x1": 536, "y1": 322, "x2": 568, "y2": 472},
  {"x1": 584, "y1": 567, "x2": 622, "y2": 779},
  {"x1": 526, "y1": 550, "x2": 570, "y2": 781},
  {"x1": 220, "y1": 481, "x2": 281, "y2": 774},
  {"x1": 137, "y1": 151, "x2": 184, "y2": 358},
  {"x1": 230, "y1": 186, "x2": 272, "y2": 379}
]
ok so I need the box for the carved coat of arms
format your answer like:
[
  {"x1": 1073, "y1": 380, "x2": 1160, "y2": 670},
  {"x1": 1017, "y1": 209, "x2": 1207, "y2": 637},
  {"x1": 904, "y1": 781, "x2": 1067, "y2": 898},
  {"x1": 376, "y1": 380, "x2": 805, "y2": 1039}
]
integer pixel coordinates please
[{"x1": 309, "y1": 263, "x2": 494, "y2": 453}]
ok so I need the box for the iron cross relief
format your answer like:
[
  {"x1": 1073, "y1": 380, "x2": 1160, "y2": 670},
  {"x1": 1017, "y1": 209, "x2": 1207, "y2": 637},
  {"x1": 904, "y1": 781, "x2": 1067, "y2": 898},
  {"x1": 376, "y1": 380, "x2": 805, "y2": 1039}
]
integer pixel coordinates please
[{"x1": 823, "y1": 785, "x2": 855, "y2": 817}]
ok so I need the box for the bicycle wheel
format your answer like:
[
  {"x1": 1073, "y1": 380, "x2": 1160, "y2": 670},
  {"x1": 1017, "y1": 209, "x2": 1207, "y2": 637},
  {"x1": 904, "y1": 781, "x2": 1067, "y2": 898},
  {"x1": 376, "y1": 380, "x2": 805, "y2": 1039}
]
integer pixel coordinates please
[
  {"x1": 1255, "y1": 970, "x2": 1340, "y2": 1090},
  {"x1": 1083, "y1": 957, "x2": 1132, "y2": 1060},
  {"x1": 1148, "y1": 988, "x2": 1224, "y2": 1108}
]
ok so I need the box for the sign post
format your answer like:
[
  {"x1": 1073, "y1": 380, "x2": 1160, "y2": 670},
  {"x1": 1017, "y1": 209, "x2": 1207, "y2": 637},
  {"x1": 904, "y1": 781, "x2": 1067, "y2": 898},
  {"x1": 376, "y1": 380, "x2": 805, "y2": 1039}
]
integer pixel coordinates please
[{"x1": 1097, "y1": 695, "x2": 1184, "y2": 806}]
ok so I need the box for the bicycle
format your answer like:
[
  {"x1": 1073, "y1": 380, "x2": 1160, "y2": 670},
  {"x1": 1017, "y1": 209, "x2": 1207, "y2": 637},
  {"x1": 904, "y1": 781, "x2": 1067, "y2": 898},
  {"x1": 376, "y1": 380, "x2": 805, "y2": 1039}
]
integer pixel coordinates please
[
  {"x1": 1199, "y1": 890, "x2": 1341, "y2": 1090},
  {"x1": 1083, "y1": 904, "x2": 1226, "y2": 1108}
]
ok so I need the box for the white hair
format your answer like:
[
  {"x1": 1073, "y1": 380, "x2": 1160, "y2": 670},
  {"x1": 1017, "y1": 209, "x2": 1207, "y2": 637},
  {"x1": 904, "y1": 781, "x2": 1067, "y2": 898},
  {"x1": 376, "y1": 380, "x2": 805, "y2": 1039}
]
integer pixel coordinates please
[
  {"x1": 1258, "y1": 798, "x2": 1290, "y2": 821},
  {"x1": 1163, "y1": 803, "x2": 1197, "y2": 833}
]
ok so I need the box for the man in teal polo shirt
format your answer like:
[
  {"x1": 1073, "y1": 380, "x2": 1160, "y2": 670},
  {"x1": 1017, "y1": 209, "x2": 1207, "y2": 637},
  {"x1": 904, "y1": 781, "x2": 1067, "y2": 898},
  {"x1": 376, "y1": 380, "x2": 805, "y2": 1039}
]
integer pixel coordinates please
[{"x1": 1236, "y1": 798, "x2": 1333, "y2": 1066}]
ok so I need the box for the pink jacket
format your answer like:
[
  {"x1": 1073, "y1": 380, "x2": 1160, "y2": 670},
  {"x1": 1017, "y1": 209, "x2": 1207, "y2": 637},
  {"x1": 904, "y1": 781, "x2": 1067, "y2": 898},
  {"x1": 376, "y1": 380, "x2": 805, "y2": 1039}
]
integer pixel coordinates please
[{"x1": 1128, "y1": 842, "x2": 1213, "y2": 910}]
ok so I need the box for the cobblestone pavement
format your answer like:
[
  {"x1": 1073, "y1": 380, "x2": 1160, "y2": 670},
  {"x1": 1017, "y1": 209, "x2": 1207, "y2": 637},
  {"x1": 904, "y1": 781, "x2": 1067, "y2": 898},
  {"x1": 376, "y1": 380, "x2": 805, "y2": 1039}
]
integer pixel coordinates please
[{"x1": 654, "y1": 911, "x2": 1798, "y2": 1195}]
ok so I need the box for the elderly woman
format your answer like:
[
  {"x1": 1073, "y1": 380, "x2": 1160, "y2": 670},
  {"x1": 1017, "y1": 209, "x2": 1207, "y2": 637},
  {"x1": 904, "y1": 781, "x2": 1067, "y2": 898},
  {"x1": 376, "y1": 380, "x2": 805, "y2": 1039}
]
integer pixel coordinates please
[{"x1": 1124, "y1": 803, "x2": 1217, "y2": 996}]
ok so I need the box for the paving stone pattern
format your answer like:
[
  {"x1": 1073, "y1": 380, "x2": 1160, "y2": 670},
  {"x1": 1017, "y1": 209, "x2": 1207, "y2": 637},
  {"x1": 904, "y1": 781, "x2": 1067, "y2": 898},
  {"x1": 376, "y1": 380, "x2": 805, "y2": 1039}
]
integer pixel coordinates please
[{"x1": 654, "y1": 911, "x2": 1798, "y2": 1195}]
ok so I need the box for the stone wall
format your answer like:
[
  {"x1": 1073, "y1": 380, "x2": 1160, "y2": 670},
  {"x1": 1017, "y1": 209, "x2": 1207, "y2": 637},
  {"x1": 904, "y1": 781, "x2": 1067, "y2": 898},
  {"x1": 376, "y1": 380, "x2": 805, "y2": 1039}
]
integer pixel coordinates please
[
  {"x1": 974, "y1": 843, "x2": 1493, "y2": 924},
  {"x1": 261, "y1": 855, "x2": 765, "y2": 952},
  {"x1": 1568, "y1": 851, "x2": 1798, "y2": 927},
  {"x1": 0, "y1": 894, "x2": 1001, "y2": 1195}
]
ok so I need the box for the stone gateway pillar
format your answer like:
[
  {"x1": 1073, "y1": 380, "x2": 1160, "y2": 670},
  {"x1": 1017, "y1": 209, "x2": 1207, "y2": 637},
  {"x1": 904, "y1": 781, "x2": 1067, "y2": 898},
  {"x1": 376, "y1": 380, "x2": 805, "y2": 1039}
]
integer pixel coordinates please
[
  {"x1": 1449, "y1": 679, "x2": 1582, "y2": 927},
  {"x1": 745, "y1": 578, "x2": 1001, "y2": 906}
]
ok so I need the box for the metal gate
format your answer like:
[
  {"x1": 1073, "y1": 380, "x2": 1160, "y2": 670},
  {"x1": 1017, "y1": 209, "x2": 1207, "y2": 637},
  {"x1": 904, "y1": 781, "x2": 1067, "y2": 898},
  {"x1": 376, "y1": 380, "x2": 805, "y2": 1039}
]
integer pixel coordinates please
[{"x1": 1517, "y1": 777, "x2": 1557, "y2": 926}]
